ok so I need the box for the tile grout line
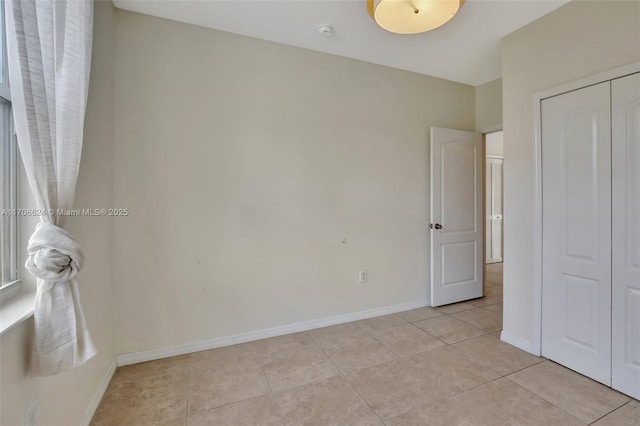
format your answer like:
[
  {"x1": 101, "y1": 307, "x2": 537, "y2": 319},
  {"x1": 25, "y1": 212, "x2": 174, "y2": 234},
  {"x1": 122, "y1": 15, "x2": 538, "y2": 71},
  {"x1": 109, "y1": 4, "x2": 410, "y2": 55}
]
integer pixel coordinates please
[
  {"x1": 502, "y1": 375, "x2": 591, "y2": 425},
  {"x1": 413, "y1": 312, "x2": 492, "y2": 346},
  {"x1": 256, "y1": 334, "x2": 380, "y2": 422},
  {"x1": 350, "y1": 316, "x2": 452, "y2": 421},
  {"x1": 434, "y1": 374, "x2": 507, "y2": 425},
  {"x1": 402, "y1": 346, "x2": 486, "y2": 402},
  {"x1": 352, "y1": 310, "x2": 497, "y2": 422},
  {"x1": 356, "y1": 318, "x2": 406, "y2": 361},
  {"x1": 340, "y1": 371, "x2": 387, "y2": 425},
  {"x1": 443, "y1": 331, "x2": 545, "y2": 379},
  {"x1": 184, "y1": 354, "x2": 193, "y2": 426},
  {"x1": 507, "y1": 360, "x2": 636, "y2": 424},
  {"x1": 501, "y1": 357, "x2": 547, "y2": 377},
  {"x1": 449, "y1": 310, "x2": 503, "y2": 335},
  {"x1": 101, "y1": 360, "x2": 194, "y2": 424},
  {"x1": 354, "y1": 313, "x2": 452, "y2": 369},
  {"x1": 257, "y1": 354, "x2": 288, "y2": 425},
  {"x1": 307, "y1": 329, "x2": 388, "y2": 425},
  {"x1": 587, "y1": 400, "x2": 633, "y2": 425},
  {"x1": 410, "y1": 339, "x2": 505, "y2": 392},
  {"x1": 185, "y1": 347, "x2": 280, "y2": 418},
  {"x1": 401, "y1": 322, "x2": 450, "y2": 351}
]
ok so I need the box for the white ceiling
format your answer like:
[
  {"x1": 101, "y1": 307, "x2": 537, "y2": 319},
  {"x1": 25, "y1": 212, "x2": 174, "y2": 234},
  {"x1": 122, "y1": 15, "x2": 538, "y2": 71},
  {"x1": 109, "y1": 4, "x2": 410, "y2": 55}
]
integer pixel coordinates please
[{"x1": 112, "y1": 0, "x2": 570, "y2": 86}]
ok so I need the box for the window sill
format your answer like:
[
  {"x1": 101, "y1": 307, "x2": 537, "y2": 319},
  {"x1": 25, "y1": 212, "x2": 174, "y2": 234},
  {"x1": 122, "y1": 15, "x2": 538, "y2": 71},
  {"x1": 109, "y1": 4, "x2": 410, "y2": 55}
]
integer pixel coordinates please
[{"x1": 0, "y1": 291, "x2": 35, "y2": 336}]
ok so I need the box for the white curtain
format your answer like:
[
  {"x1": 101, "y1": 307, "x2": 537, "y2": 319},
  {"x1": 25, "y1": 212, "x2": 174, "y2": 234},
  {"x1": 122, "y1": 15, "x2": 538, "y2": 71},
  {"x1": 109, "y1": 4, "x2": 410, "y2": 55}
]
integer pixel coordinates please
[{"x1": 6, "y1": 0, "x2": 95, "y2": 376}]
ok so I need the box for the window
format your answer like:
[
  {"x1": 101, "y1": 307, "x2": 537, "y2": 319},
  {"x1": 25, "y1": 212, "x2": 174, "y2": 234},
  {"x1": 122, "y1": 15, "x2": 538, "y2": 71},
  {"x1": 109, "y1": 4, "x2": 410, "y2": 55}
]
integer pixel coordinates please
[{"x1": 0, "y1": 0, "x2": 19, "y2": 296}]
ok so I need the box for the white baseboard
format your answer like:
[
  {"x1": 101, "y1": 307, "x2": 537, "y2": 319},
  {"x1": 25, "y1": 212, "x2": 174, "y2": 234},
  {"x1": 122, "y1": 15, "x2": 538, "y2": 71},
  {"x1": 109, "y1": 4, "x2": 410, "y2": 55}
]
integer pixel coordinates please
[
  {"x1": 500, "y1": 331, "x2": 538, "y2": 356},
  {"x1": 116, "y1": 298, "x2": 429, "y2": 366},
  {"x1": 80, "y1": 357, "x2": 117, "y2": 426}
]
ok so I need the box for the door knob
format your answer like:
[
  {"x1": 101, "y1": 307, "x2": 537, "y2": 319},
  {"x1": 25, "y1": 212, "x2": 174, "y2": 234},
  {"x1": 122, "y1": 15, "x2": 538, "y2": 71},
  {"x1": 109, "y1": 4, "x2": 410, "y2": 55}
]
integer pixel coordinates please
[{"x1": 430, "y1": 223, "x2": 443, "y2": 230}]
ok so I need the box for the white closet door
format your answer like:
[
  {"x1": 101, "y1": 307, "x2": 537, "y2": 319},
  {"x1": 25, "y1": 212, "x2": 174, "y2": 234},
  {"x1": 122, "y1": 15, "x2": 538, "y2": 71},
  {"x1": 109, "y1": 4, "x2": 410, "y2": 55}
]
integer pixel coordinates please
[
  {"x1": 541, "y1": 82, "x2": 612, "y2": 385},
  {"x1": 612, "y1": 72, "x2": 640, "y2": 399}
]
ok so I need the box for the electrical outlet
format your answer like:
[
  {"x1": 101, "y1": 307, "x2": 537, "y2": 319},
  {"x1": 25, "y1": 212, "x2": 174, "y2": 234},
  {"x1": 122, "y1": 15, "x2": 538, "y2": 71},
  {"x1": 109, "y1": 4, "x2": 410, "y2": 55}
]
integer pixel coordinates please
[
  {"x1": 24, "y1": 400, "x2": 37, "y2": 426},
  {"x1": 358, "y1": 270, "x2": 368, "y2": 283}
]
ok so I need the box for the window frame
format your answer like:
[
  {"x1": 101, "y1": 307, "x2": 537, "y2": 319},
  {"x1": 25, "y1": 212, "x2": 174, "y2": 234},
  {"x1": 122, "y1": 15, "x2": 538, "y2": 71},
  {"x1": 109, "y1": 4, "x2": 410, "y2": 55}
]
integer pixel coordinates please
[{"x1": 0, "y1": 0, "x2": 21, "y2": 302}]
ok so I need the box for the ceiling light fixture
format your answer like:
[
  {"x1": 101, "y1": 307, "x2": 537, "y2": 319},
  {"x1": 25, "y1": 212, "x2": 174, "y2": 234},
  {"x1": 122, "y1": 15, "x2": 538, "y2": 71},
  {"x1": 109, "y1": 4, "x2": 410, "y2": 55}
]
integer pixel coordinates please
[{"x1": 367, "y1": 0, "x2": 466, "y2": 35}]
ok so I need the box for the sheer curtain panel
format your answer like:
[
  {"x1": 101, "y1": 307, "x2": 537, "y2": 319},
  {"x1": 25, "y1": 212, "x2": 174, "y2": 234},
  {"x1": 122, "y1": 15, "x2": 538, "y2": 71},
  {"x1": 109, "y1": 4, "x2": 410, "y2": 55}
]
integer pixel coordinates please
[{"x1": 6, "y1": 0, "x2": 95, "y2": 376}]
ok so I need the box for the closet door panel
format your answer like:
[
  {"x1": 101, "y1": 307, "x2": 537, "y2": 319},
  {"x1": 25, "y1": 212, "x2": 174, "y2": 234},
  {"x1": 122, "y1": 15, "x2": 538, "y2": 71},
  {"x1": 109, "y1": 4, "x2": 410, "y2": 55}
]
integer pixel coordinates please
[
  {"x1": 541, "y1": 81, "x2": 612, "y2": 385},
  {"x1": 612, "y1": 72, "x2": 640, "y2": 400}
]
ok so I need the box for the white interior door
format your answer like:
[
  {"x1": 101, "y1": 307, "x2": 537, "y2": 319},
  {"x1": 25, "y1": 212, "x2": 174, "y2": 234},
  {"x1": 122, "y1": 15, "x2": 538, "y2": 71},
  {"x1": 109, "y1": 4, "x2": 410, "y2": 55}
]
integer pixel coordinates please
[
  {"x1": 430, "y1": 127, "x2": 483, "y2": 307},
  {"x1": 486, "y1": 158, "x2": 503, "y2": 263},
  {"x1": 541, "y1": 82, "x2": 612, "y2": 385},
  {"x1": 611, "y1": 72, "x2": 640, "y2": 400}
]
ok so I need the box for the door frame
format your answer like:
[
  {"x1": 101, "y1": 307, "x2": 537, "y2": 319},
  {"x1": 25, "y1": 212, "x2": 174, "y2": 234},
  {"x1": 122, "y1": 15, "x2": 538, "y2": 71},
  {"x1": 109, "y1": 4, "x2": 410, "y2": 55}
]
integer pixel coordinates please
[{"x1": 531, "y1": 62, "x2": 640, "y2": 356}]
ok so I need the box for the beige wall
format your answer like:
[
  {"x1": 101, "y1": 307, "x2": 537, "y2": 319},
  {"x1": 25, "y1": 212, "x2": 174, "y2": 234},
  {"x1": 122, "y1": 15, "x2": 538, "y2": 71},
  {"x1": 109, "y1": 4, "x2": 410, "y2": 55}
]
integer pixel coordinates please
[
  {"x1": 475, "y1": 78, "x2": 502, "y2": 131},
  {"x1": 112, "y1": 10, "x2": 475, "y2": 355},
  {"x1": 0, "y1": 2, "x2": 115, "y2": 425},
  {"x1": 502, "y1": 0, "x2": 640, "y2": 348}
]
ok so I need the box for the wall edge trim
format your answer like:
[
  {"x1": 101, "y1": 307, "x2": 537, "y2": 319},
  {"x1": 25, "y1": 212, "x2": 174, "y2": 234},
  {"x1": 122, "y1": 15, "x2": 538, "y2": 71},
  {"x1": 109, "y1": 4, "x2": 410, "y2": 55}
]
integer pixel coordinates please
[
  {"x1": 80, "y1": 357, "x2": 117, "y2": 426},
  {"x1": 116, "y1": 298, "x2": 430, "y2": 366},
  {"x1": 500, "y1": 330, "x2": 536, "y2": 355}
]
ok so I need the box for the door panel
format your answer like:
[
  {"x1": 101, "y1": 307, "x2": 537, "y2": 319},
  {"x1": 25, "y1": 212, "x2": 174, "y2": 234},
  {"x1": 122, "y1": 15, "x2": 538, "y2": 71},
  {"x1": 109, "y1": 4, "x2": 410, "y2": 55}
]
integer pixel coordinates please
[
  {"x1": 442, "y1": 142, "x2": 476, "y2": 232},
  {"x1": 562, "y1": 274, "x2": 599, "y2": 350},
  {"x1": 541, "y1": 82, "x2": 612, "y2": 385},
  {"x1": 430, "y1": 127, "x2": 483, "y2": 307},
  {"x1": 612, "y1": 72, "x2": 640, "y2": 399},
  {"x1": 486, "y1": 158, "x2": 503, "y2": 263},
  {"x1": 442, "y1": 242, "x2": 476, "y2": 286},
  {"x1": 564, "y1": 109, "x2": 600, "y2": 260}
]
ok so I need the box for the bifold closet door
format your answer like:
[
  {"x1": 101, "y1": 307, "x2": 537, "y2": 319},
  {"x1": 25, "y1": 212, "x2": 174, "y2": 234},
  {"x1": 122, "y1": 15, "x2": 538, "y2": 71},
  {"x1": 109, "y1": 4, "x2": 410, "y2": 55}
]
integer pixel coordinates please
[
  {"x1": 541, "y1": 81, "x2": 612, "y2": 385},
  {"x1": 611, "y1": 72, "x2": 640, "y2": 400}
]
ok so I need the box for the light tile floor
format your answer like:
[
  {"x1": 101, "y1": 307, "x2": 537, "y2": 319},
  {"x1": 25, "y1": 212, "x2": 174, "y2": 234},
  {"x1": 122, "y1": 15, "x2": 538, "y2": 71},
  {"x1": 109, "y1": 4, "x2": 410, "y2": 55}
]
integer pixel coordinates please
[{"x1": 92, "y1": 263, "x2": 639, "y2": 425}]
